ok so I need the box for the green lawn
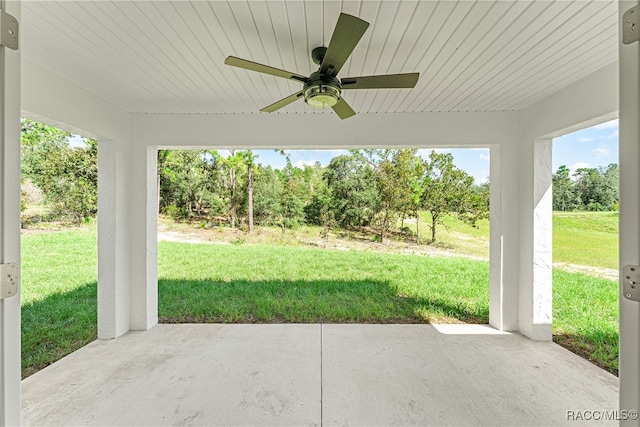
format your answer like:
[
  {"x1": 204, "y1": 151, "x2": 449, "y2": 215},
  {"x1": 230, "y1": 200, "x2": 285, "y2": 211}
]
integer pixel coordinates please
[
  {"x1": 158, "y1": 242, "x2": 489, "y2": 324},
  {"x1": 21, "y1": 228, "x2": 98, "y2": 378},
  {"x1": 552, "y1": 270, "x2": 619, "y2": 373},
  {"x1": 413, "y1": 211, "x2": 618, "y2": 268},
  {"x1": 20, "y1": 211, "x2": 621, "y2": 377},
  {"x1": 553, "y1": 211, "x2": 618, "y2": 269}
]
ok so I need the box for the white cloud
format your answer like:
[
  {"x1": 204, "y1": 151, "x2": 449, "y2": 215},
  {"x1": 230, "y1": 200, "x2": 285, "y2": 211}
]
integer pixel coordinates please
[
  {"x1": 477, "y1": 170, "x2": 489, "y2": 184},
  {"x1": 604, "y1": 130, "x2": 619, "y2": 139},
  {"x1": 592, "y1": 146, "x2": 610, "y2": 159},
  {"x1": 579, "y1": 137, "x2": 595, "y2": 143},
  {"x1": 479, "y1": 153, "x2": 490, "y2": 162},
  {"x1": 294, "y1": 160, "x2": 320, "y2": 168},
  {"x1": 68, "y1": 135, "x2": 87, "y2": 148},
  {"x1": 594, "y1": 119, "x2": 619, "y2": 129},
  {"x1": 416, "y1": 149, "x2": 436, "y2": 158},
  {"x1": 570, "y1": 162, "x2": 590, "y2": 172},
  {"x1": 311, "y1": 149, "x2": 348, "y2": 155}
]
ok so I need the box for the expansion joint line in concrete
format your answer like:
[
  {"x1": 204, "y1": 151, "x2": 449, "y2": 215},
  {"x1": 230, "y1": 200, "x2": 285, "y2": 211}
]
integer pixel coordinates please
[{"x1": 320, "y1": 324, "x2": 324, "y2": 427}]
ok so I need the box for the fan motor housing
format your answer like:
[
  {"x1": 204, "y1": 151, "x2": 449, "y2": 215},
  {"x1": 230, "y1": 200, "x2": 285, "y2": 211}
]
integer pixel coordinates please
[
  {"x1": 303, "y1": 71, "x2": 341, "y2": 109},
  {"x1": 311, "y1": 47, "x2": 328, "y2": 65}
]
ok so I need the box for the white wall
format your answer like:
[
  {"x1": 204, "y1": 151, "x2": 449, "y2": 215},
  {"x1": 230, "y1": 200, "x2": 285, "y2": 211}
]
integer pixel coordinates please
[
  {"x1": 130, "y1": 110, "x2": 518, "y2": 148},
  {"x1": 21, "y1": 61, "x2": 129, "y2": 142},
  {"x1": 520, "y1": 62, "x2": 618, "y2": 140},
  {"x1": 515, "y1": 62, "x2": 618, "y2": 339},
  {"x1": 21, "y1": 61, "x2": 134, "y2": 338},
  {"x1": 1, "y1": 1, "x2": 22, "y2": 423},
  {"x1": 618, "y1": 0, "x2": 640, "y2": 421}
]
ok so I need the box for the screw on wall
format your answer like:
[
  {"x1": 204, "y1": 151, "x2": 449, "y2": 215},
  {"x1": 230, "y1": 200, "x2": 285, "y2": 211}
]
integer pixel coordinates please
[
  {"x1": 623, "y1": 5, "x2": 639, "y2": 45},
  {"x1": 623, "y1": 265, "x2": 640, "y2": 302},
  {"x1": 0, "y1": 9, "x2": 19, "y2": 50},
  {"x1": 0, "y1": 262, "x2": 18, "y2": 299}
]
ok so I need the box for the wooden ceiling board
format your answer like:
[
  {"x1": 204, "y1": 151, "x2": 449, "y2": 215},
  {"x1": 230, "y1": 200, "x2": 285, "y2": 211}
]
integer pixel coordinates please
[
  {"x1": 388, "y1": 1, "x2": 471, "y2": 112},
  {"x1": 420, "y1": 1, "x2": 519, "y2": 112},
  {"x1": 406, "y1": 0, "x2": 498, "y2": 113},
  {"x1": 491, "y1": 4, "x2": 617, "y2": 110},
  {"x1": 20, "y1": 0, "x2": 619, "y2": 115},
  {"x1": 460, "y1": 1, "x2": 614, "y2": 112}
]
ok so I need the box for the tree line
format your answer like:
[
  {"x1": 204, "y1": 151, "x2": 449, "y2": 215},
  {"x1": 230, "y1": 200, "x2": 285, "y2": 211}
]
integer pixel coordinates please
[
  {"x1": 21, "y1": 120, "x2": 621, "y2": 242},
  {"x1": 157, "y1": 148, "x2": 489, "y2": 243},
  {"x1": 552, "y1": 164, "x2": 619, "y2": 212},
  {"x1": 21, "y1": 119, "x2": 490, "y2": 243}
]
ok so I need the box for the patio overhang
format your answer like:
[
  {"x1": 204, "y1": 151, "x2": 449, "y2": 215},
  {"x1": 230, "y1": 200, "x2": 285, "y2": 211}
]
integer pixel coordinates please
[
  {"x1": 1, "y1": 0, "x2": 638, "y2": 424},
  {"x1": 21, "y1": 52, "x2": 619, "y2": 339}
]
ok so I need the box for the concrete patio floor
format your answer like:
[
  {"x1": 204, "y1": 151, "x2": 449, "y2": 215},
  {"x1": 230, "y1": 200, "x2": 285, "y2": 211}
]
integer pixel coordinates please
[{"x1": 22, "y1": 324, "x2": 618, "y2": 426}]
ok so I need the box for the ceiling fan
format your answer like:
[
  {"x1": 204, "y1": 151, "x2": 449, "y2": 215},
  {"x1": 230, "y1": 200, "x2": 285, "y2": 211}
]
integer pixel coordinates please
[{"x1": 225, "y1": 13, "x2": 419, "y2": 120}]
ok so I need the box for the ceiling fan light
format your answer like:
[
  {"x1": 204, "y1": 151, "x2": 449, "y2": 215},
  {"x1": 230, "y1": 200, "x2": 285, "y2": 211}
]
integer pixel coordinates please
[{"x1": 304, "y1": 85, "x2": 340, "y2": 109}]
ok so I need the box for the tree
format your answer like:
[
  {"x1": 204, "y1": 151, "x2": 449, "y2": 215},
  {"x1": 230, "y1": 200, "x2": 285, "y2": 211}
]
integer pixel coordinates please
[
  {"x1": 21, "y1": 120, "x2": 98, "y2": 222},
  {"x1": 397, "y1": 150, "x2": 424, "y2": 239},
  {"x1": 252, "y1": 165, "x2": 283, "y2": 225},
  {"x1": 374, "y1": 149, "x2": 417, "y2": 243},
  {"x1": 21, "y1": 119, "x2": 70, "y2": 177},
  {"x1": 278, "y1": 158, "x2": 307, "y2": 230},
  {"x1": 216, "y1": 150, "x2": 246, "y2": 229},
  {"x1": 421, "y1": 151, "x2": 488, "y2": 243},
  {"x1": 325, "y1": 154, "x2": 379, "y2": 229},
  {"x1": 408, "y1": 159, "x2": 426, "y2": 243},
  {"x1": 239, "y1": 151, "x2": 257, "y2": 232},
  {"x1": 552, "y1": 165, "x2": 580, "y2": 211},
  {"x1": 303, "y1": 164, "x2": 333, "y2": 227},
  {"x1": 158, "y1": 150, "x2": 222, "y2": 219},
  {"x1": 573, "y1": 164, "x2": 618, "y2": 211},
  {"x1": 304, "y1": 187, "x2": 336, "y2": 247}
]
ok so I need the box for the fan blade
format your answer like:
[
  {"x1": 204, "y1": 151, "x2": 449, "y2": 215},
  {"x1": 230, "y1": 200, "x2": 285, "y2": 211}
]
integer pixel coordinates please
[
  {"x1": 225, "y1": 56, "x2": 308, "y2": 83},
  {"x1": 320, "y1": 13, "x2": 369, "y2": 77},
  {"x1": 260, "y1": 91, "x2": 304, "y2": 113},
  {"x1": 331, "y1": 98, "x2": 356, "y2": 120},
  {"x1": 341, "y1": 73, "x2": 419, "y2": 89}
]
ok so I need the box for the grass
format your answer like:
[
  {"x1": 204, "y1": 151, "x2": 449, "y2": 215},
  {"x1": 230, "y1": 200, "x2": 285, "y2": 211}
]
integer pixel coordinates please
[
  {"x1": 553, "y1": 211, "x2": 618, "y2": 270},
  {"x1": 21, "y1": 228, "x2": 97, "y2": 378},
  {"x1": 553, "y1": 270, "x2": 619, "y2": 374},
  {"x1": 20, "y1": 210, "x2": 621, "y2": 377},
  {"x1": 158, "y1": 242, "x2": 489, "y2": 324}
]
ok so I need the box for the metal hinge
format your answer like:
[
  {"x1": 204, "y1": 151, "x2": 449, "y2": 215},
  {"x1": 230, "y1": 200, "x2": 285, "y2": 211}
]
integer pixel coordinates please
[
  {"x1": 623, "y1": 265, "x2": 640, "y2": 302},
  {"x1": 0, "y1": 262, "x2": 18, "y2": 299},
  {"x1": 0, "y1": 9, "x2": 18, "y2": 50},
  {"x1": 623, "y1": 5, "x2": 639, "y2": 45}
]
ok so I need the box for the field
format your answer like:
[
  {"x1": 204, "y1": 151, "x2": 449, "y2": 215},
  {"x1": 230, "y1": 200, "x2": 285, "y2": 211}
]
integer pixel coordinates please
[
  {"x1": 21, "y1": 211, "x2": 619, "y2": 378},
  {"x1": 553, "y1": 211, "x2": 619, "y2": 270}
]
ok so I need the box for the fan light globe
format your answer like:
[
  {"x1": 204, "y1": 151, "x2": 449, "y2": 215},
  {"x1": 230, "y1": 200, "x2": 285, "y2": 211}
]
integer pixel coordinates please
[{"x1": 304, "y1": 85, "x2": 340, "y2": 109}]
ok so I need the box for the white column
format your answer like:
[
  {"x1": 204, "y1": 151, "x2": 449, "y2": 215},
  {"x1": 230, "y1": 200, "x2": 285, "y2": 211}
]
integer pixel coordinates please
[
  {"x1": 97, "y1": 139, "x2": 131, "y2": 338},
  {"x1": 517, "y1": 138, "x2": 553, "y2": 341},
  {"x1": 619, "y1": 0, "x2": 640, "y2": 421},
  {"x1": 489, "y1": 143, "x2": 519, "y2": 331},
  {"x1": 129, "y1": 144, "x2": 158, "y2": 330},
  {"x1": 0, "y1": 0, "x2": 21, "y2": 424}
]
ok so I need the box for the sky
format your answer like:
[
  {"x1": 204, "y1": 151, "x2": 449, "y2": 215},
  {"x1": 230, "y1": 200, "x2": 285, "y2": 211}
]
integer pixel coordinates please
[
  {"x1": 552, "y1": 119, "x2": 619, "y2": 173},
  {"x1": 68, "y1": 119, "x2": 619, "y2": 185},
  {"x1": 244, "y1": 118, "x2": 619, "y2": 185}
]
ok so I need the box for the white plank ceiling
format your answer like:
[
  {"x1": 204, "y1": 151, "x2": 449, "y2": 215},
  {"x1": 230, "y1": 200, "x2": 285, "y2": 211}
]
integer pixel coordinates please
[{"x1": 21, "y1": 0, "x2": 619, "y2": 115}]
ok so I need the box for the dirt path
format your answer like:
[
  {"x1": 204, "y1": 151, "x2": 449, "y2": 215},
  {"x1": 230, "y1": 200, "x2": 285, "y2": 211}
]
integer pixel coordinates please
[
  {"x1": 552, "y1": 262, "x2": 618, "y2": 281},
  {"x1": 157, "y1": 226, "x2": 618, "y2": 281}
]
